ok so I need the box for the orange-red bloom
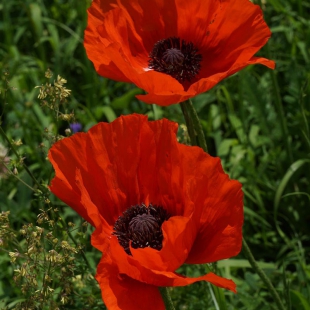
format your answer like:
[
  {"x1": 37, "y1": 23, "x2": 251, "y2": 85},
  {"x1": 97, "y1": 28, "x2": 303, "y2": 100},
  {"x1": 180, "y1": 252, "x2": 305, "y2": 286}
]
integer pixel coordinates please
[
  {"x1": 49, "y1": 114, "x2": 243, "y2": 310},
  {"x1": 84, "y1": 0, "x2": 275, "y2": 106}
]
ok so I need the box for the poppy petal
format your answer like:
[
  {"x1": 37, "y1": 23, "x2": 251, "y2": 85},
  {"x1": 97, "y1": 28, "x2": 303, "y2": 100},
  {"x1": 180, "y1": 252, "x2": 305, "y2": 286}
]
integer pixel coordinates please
[
  {"x1": 147, "y1": 119, "x2": 186, "y2": 216},
  {"x1": 85, "y1": 115, "x2": 144, "y2": 224},
  {"x1": 74, "y1": 168, "x2": 112, "y2": 251},
  {"x1": 136, "y1": 92, "x2": 191, "y2": 106},
  {"x1": 107, "y1": 236, "x2": 237, "y2": 292},
  {"x1": 95, "y1": 7, "x2": 148, "y2": 72},
  {"x1": 198, "y1": 0, "x2": 274, "y2": 77},
  {"x1": 49, "y1": 114, "x2": 243, "y2": 303},
  {"x1": 84, "y1": 2, "x2": 131, "y2": 82},
  {"x1": 85, "y1": 3, "x2": 187, "y2": 95},
  {"x1": 130, "y1": 216, "x2": 195, "y2": 272},
  {"x1": 186, "y1": 178, "x2": 243, "y2": 264},
  {"x1": 169, "y1": 142, "x2": 243, "y2": 266},
  {"x1": 84, "y1": 0, "x2": 274, "y2": 106},
  {"x1": 175, "y1": 0, "x2": 222, "y2": 46},
  {"x1": 48, "y1": 132, "x2": 95, "y2": 225},
  {"x1": 96, "y1": 254, "x2": 165, "y2": 310},
  {"x1": 247, "y1": 56, "x2": 275, "y2": 69},
  {"x1": 176, "y1": 146, "x2": 243, "y2": 264}
]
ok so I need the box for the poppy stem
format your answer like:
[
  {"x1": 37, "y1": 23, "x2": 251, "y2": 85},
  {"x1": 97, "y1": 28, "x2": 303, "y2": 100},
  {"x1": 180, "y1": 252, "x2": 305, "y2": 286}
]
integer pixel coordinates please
[
  {"x1": 180, "y1": 101, "x2": 197, "y2": 146},
  {"x1": 242, "y1": 238, "x2": 286, "y2": 310},
  {"x1": 180, "y1": 99, "x2": 208, "y2": 153},
  {"x1": 159, "y1": 287, "x2": 175, "y2": 310}
]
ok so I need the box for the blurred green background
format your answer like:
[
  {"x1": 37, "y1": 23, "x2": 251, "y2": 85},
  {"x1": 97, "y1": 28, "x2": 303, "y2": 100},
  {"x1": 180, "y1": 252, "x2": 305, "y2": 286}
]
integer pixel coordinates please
[{"x1": 0, "y1": 0, "x2": 309, "y2": 309}]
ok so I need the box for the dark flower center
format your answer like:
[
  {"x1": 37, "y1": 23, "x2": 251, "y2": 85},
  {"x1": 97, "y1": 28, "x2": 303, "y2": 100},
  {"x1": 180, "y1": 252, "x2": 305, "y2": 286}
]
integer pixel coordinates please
[
  {"x1": 112, "y1": 204, "x2": 170, "y2": 255},
  {"x1": 148, "y1": 37, "x2": 202, "y2": 83}
]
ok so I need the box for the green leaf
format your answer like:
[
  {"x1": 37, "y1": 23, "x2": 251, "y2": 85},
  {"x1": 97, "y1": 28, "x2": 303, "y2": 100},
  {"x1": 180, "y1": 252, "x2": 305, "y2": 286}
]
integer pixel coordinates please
[
  {"x1": 290, "y1": 290, "x2": 310, "y2": 310},
  {"x1": 217, "y1": 138, "x2": 238, "y2": 157},
  {"x1": 274, "y1": 159, "x2": 310, "y2": 240},
  {"x1": 111, "y1": 88, "x2": 143, "y2": 109},
  {"x1": 29, "y1": 3, "x2": 43, "y2": 39},
  {"x1": 228, "y1": 114, "x2": 246, "y2": 143},
  {"x1": 93, "y1": 106, "x2": 117, "y2": 122},
  {"x1": 274, "y1": 159, "x2": 310, "y2": 213}
]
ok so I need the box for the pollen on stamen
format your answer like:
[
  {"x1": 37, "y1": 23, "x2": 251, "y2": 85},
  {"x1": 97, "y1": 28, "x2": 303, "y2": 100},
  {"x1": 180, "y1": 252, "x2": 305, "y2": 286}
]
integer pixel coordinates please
[
  {"x1": 148, "y1": 37, "x2": 202, "y2": 83},
  {"x1": 112, "y1": 204, "x2": 170, "y2": 255}
]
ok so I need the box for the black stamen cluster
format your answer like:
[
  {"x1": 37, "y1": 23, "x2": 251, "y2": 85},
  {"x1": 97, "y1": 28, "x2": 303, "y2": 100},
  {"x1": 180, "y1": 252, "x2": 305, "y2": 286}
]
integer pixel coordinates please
[
  {"x1": 148, "y1": 37, "x2": 202, "y2": 83},
  {"x1": 113, "y1": 204, "x2": 170, "y2": 255}
]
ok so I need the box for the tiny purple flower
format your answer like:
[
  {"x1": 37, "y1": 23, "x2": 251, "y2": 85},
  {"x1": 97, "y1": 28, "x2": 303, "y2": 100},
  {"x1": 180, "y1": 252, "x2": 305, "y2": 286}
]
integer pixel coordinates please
[{"x1": 70, "y1": 123, "x2": 82, "y2": 133}]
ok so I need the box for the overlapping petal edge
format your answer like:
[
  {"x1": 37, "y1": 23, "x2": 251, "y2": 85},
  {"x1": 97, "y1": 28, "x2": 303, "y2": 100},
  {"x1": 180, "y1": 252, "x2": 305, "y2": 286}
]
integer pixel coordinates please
[
  {"x1": 84, "y1": 0, "x2": 275, "y2": 106},
  {"x1": 48, "y1": 114, "x2": 243, "y2": 310}
]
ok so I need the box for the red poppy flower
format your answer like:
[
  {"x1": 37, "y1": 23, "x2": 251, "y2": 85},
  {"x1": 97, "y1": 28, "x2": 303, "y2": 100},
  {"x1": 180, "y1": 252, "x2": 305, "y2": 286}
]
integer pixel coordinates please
[
  {"x1": 84, "y1": 0, "x2": 275, "y2": 106},
  {"x1": 49, "y1": 114, "x2": 243, "y2": 310}
]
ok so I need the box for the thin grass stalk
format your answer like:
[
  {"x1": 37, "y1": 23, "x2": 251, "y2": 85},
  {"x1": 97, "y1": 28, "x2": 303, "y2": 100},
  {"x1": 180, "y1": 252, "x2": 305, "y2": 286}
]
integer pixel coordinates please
[
  {"x1": 0, "y1": 125, "x2": 41, "y2": 189},
  {"x1": 267, "y1": 44, "x2": 294, "y2": 164},
  {"x1": 208, "y1": 283, "x2": 220, "y2": 310},
  {"x1": 242, "y1": 238, "x2": 286, "y2": 310},
  {"x1": 206, "y1": 264, "x2": 228, "y2": 310}
]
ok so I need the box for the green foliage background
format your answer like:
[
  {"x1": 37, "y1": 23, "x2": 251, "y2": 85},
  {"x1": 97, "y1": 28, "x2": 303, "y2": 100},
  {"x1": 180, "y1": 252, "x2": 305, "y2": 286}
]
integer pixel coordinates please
[{"x1": 0, "y1": 0, "x2": 309, "y2": 309}]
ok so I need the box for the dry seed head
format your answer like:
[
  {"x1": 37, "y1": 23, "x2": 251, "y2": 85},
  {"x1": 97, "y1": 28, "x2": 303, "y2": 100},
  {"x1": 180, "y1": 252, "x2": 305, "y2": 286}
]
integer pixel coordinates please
[
  {"x1": 36, "y1": 226, "x2": 44, "y2": 234},
  {"x1": 0, "y1": 211, "x2": 10, "y2": 219},
  {"x1": 47, "y1": 249, "x2": 61, "y2": 263},
  {"x1": 31, "y1": 277, "x2": 38, "y2": 286},
  {"x1": 27, "y1": 246, "x2": 36, "y2": 254},
  {"x1": 20, "y1": 266, "x2": 27, "y2": 276},
  {"x1": 59, "y1": 113, "x2": 74, "y2": 121},
  {"x1": 12, "y1": 139, "x2": 23, "y2": 146},
  {"x1": 46, "y1": 232, "x2": 53, "y2": 239},
  {"x1": 44, "y1": 275, "x2": 52, "y2": 282},
  {"x1": 65, "y1": 128, "x2": 71, "y2": 136},
  {"x1": 61, "y1": 295, "x2": 69, "y2": 305},
  {"x1": 72, "y1": 275, "x2": 85, "y2": 289},
  {"x1": 0, "y1": 143, "x2": 10, "y2": 179},
  {"x1": 9, "y1": 251, "x2": 19, "y2": 262},
  {"x1": 61, "y1": 241, "x2": 70, "y2": 249},
  {"x1": 45, "y1": 68, "x2": 53, "y2": 79},
  {"x1": 82, "y1": 221, "x2": 88, "y2": 227}
]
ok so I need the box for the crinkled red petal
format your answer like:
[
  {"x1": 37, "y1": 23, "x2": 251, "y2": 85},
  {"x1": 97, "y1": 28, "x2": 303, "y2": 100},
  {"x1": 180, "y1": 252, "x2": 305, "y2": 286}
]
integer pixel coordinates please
[
  {"x1": 84, "y1": 0, "x2": 275, "y2": 106},
  {"x1": 49, "y1": 114, "x2": 243, "y2": 303},
  {"x1": 48, "y1": 132, "x2": 95, "y2": 225},
  {"x1": 106, "y1": 236, "x2": 237, "y2": 292},
  {"x1": 96, "y1": 253, "x2": 165, "y2": 310}
]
